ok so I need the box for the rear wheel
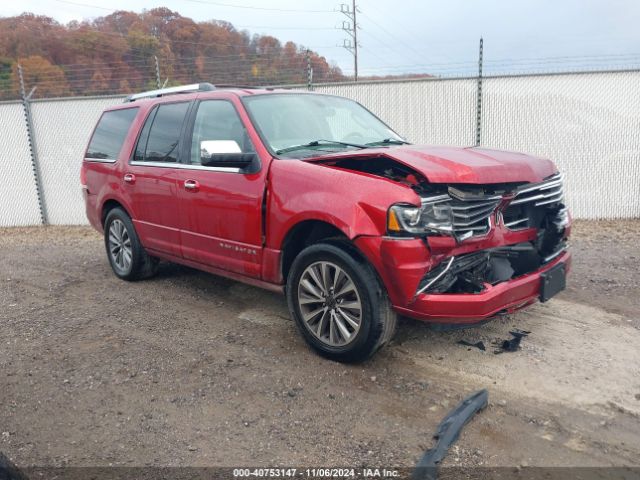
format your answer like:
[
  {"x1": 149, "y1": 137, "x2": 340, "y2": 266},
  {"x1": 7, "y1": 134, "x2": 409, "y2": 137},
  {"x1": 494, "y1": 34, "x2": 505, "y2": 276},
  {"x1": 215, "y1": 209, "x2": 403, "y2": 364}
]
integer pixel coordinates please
[
  {"x1": 286, "y1": 242, "x2": 397, "y2": 363},
  {"x1": 104, "y1": 208, "x2": 158, "y2": 281}
]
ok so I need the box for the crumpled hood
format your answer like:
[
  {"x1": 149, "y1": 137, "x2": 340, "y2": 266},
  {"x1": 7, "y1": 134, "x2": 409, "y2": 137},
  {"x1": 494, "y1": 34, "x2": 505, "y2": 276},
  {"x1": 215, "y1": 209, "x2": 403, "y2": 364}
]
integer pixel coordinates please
[{"x1": 307, "y1": 145, "x2": 558, "y2": 184}]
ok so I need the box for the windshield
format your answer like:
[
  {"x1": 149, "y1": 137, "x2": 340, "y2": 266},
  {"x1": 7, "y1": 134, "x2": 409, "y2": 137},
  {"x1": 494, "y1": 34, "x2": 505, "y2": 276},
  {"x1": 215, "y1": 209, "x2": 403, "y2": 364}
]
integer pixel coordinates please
[{"x1": 242, "y1": 93, "x2": 404, "y2": 156}]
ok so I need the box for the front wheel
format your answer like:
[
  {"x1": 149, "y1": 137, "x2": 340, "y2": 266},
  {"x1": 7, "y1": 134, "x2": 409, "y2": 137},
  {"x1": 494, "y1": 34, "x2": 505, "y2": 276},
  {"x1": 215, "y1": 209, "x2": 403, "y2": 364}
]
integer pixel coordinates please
[
  {"x1": 104, "y1": 207, "x2": 158, "y2": 281},
  {"x1": 286, "y1": 242, "x2": 397, "y2": 363}
]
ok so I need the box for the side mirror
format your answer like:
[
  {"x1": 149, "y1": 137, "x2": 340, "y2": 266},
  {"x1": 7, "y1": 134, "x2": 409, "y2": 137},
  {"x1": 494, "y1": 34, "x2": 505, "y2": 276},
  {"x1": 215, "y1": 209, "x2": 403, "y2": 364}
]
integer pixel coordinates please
[{"x1": 200, "y1": 140, "x2": 258, "y2": 171}]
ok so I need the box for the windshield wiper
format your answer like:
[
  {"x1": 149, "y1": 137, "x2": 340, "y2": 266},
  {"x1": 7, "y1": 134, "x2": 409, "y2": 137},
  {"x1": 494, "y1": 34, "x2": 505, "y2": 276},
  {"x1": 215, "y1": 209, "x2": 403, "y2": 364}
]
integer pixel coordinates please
[
  {"x1": 365, "y1": 138, "x2": 411, "y2": 146},
  {"x1": 276, "y1": 139, "x2": 368, "y2": 155}
]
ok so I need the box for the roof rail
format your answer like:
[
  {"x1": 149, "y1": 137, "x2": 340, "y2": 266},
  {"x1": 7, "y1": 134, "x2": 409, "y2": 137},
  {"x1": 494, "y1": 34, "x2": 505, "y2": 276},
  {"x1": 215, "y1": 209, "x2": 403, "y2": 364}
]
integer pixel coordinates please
[
  {"x1": 125, "y1": 83, "x2": 215, "y2": 102},
  {"x1": 214, "y1": 84, "x2": 274, "y2": 90}
]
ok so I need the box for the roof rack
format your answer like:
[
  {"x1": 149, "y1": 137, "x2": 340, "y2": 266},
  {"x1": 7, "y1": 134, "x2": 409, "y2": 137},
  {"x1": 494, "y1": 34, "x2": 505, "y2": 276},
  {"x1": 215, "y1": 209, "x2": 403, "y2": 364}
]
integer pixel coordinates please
[
  {"x1": 214, "y1": 84, "x2": 274, "y2": 90},
  {"x1": 125, "y1": 83, "x2": 215, "y2": 102}
]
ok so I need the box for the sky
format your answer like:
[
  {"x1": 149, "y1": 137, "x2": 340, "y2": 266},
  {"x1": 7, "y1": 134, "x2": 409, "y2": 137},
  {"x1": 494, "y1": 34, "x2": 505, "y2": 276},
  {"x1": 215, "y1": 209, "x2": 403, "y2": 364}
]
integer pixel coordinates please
[{"x1": 2, "y1": 0, "x2": 640, "y2": 76}]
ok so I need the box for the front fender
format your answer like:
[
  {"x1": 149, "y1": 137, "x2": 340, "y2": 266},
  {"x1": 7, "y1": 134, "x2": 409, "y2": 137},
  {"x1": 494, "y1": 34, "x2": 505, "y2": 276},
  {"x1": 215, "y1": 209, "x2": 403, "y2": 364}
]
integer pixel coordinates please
[{"x1": 267, "y1": 158, "x2": 419, "y2": 248}]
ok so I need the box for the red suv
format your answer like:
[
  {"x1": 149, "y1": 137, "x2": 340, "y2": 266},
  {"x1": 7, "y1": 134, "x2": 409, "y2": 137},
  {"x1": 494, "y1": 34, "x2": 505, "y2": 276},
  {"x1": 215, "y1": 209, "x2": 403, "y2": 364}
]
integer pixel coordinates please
[{"x1": 82, "y1": 83, "x2": 571, "y2": 362}]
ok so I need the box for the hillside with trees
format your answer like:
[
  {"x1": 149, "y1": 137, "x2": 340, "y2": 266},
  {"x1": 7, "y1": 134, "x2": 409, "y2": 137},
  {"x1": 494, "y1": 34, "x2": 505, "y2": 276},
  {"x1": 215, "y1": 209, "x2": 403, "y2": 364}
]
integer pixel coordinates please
[{"x1": 0, "y1": 8, "x2": 345, "y2": 99}]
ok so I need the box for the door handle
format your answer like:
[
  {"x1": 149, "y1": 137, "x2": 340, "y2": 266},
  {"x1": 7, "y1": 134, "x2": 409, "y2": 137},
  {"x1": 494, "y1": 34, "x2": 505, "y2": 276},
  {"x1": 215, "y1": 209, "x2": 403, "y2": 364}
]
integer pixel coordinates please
[
  {"x1": 184, "y1": 179, "x2": 200, "y2": 192},
  {"x1": 123, "y1": 173, "x2": 136, "y2": 184}
]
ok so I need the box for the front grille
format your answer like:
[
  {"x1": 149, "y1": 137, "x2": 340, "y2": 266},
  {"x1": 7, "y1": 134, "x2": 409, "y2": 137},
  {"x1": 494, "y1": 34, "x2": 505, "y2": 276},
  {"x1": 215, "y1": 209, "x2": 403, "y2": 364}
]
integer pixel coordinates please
[
  {"x1": 421, "y1": 189, "x2": 502, "y2": 239},
  {"x1": 419, "y1": 172, "x2": 565, "y2": 238},
  {"x1": 511, "y1": 173, "x2": 564, "y2": 206},
  {"x1": 503, "y1": 173, "x2": 565, "y2": 231}
]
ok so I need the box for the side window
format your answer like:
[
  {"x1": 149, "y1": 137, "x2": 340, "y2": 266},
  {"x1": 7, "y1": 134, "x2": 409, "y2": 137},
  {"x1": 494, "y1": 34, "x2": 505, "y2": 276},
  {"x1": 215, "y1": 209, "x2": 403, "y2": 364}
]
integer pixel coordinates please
[
  {"x1": 134, "y1": 102, "x2": 190, "y2": 163},
  {"x1": 190, "y1": 101, "x2": 255, "y2": 165},
  {"x1": 86, "y1": 108, "x2": 138, "y2": 161}
]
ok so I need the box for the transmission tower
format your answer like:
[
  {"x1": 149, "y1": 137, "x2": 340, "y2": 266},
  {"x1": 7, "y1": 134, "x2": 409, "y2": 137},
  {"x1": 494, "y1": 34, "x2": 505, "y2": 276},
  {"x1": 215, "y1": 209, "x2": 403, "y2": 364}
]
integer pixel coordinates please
[{"x1": 340, "y1": 0, "x2": 359, "y2": 81}]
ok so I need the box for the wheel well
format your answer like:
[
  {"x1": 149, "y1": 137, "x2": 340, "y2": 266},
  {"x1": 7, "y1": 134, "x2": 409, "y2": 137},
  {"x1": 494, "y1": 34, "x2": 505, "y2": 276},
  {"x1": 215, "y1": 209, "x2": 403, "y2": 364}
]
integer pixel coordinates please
[
  {"x1": 281, "y1": 221, "x2": 352, "y2": 282},
  {"x1": 101, "y1": 199, "x2": 127, "y2": 227}
]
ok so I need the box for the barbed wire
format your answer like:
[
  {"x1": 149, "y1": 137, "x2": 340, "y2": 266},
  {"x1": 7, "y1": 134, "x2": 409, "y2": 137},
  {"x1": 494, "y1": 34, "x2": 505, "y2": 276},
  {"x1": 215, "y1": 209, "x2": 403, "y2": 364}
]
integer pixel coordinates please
[{"x1": 3, "y1": 51, "x2": 640, "y2": 100}]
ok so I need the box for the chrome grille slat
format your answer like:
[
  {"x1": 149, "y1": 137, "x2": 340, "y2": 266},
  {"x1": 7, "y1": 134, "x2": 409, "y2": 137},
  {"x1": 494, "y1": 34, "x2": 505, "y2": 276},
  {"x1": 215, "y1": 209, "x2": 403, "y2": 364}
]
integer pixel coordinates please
[
  {"x1": 451, "y1": 198, "x2": 499, "y2": 234},
  {"x1": 503, "y1": 173, "x2": 565, "y2": 231},
  {"x1": 504, "y1": 217, "x2": 529, "y2": 228},
  {"x1": 450, "y1": 199, "x2": 502, "y2": 210},
  {"x1": 452, "y1": 204, "x2": 499, "y2": 219},
  {"x1": 511, "y1": 173, "x2": 564, "y2": 206},
  {"x1": 511, "y1": 188, "x2": 564, "y2": 205}
]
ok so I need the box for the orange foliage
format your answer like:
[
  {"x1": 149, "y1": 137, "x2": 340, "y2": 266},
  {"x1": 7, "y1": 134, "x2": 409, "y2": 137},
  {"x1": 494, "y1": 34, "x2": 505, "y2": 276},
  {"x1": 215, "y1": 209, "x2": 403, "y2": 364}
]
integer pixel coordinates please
[{"x1": 0, "y1": 8, "x2": 345, "y2": 99}]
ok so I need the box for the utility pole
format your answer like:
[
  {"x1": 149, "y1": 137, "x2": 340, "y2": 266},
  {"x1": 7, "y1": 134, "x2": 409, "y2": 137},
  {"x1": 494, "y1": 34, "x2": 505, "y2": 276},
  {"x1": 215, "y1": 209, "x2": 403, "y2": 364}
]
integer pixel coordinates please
[
  {"x1": 475, "y1": 37, "x2": 483, "y2": 147},
  {"x1": 306, "y1": 49, "x2": 313, "y2": 91},
  {"x1": 340, "y1": 0, "x2": 359, "y2": 81}
]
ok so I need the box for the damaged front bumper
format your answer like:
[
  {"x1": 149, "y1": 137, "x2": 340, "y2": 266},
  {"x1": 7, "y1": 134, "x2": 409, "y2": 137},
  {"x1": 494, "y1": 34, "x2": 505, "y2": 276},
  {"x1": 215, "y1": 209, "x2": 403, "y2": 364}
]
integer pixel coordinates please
[
  {"x1": 354, "y1": 206, "x2": 571, "y2": 324},
  {"x1": 396, "y1": 249, "x2": 571, "y2": 323}
]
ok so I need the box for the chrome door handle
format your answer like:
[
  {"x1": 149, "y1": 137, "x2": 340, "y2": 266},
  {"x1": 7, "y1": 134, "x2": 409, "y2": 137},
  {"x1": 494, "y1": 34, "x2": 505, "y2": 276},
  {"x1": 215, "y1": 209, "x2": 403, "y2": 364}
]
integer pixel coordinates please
[
  {"x1": 184, "y1": 179, "x2": 200, "y2": 192},
  {"x1": 123, "y1": 173, "x2": 136, "y2": 184}
]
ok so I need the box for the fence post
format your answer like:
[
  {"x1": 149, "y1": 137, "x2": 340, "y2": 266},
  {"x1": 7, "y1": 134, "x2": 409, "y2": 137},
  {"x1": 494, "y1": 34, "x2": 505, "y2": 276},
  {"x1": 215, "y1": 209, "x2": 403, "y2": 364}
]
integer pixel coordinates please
[
  {"x1": 18, "y1": 64, "x2": 47, "y2": 225},
  {"x1": 154, "y1": 55, "x2": 161, "y2": 89},
  {"x1": 306, "y1": 49, "x2": 313, "y2": 91},
  {"x1": 475, "y1": 37, "x2": 483, "y2": 146}
]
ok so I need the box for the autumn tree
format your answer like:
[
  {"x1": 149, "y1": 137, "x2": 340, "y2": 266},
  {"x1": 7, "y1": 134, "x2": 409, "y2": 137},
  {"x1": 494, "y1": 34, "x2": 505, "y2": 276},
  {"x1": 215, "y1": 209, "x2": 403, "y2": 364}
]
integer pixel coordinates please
[
  {"x1": 0, "y1": 9, "x2": 345, "y2": 99},
  {"x1": 12, "y1": 55, "x2": 69, "y2": 97}
]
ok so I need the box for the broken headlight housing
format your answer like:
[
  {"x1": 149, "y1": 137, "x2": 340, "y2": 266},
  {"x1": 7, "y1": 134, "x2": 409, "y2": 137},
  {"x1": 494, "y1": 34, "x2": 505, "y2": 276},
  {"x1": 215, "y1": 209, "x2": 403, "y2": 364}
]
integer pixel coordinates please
[{"x1": 387, "y1": 195, "x2": 454, "y2": 235}]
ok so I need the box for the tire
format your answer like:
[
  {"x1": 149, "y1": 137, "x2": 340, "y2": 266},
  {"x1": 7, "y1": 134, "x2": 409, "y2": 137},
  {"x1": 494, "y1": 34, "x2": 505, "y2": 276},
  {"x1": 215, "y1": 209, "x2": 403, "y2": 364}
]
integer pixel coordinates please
[
  {"x1": 104, "y1": 207, "x2": 158, "y2": 281},
  {"x1": 286, "y1": 242, "x2": 397, "y2": 363}
]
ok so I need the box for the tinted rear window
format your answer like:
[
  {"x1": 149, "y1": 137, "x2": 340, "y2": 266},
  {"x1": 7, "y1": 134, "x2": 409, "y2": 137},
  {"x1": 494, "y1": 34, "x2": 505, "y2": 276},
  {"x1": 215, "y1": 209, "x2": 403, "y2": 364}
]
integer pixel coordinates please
[{"x1": 86, "y1": 108, "x2": 138, "y2": 160}]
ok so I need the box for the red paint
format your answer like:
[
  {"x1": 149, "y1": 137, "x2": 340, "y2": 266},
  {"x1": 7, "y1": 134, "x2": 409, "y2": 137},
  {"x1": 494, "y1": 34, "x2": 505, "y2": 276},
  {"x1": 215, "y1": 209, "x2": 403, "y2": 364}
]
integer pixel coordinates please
[
  {"x1": 82, "y1": 88, "x2": 571, "y2": 325},
  {"x1": 303, "y1": 145, "x2": 557, "y2": 184}
]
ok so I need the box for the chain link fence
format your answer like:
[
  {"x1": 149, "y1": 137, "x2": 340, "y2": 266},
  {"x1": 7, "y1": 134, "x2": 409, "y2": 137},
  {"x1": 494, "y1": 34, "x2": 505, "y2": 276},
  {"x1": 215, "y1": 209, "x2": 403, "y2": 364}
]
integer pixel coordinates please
[
  {"x1": 0, "y1": 101, "x2": 42, "y2": 227},
  {"x1": 30, "y1": 95, "x2": 127, "y2": 225},
  {"x1": 0, "y1": 70, "x2": 638, "y2": 226}
]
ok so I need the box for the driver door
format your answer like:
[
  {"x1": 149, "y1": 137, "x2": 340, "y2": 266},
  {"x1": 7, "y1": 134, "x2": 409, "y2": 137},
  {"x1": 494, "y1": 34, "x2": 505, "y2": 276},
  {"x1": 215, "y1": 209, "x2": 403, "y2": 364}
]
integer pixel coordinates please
[{"x1": 176, "y1": 99, "x2": 265, "y2": 278}]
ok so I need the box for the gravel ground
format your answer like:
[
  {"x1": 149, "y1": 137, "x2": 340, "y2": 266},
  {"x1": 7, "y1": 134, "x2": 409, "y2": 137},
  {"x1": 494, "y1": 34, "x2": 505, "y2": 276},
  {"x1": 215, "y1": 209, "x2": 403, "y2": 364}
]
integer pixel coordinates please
[{"x1": 1, "y1": 221, "x2": 639, "y2": 471}]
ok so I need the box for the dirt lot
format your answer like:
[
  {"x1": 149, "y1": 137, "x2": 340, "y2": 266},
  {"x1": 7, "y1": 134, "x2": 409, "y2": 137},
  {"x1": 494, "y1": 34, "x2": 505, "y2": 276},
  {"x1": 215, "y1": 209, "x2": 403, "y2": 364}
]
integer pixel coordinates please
[{"x1": 1, "y1": 221, "x2": 640, "y2": 472}]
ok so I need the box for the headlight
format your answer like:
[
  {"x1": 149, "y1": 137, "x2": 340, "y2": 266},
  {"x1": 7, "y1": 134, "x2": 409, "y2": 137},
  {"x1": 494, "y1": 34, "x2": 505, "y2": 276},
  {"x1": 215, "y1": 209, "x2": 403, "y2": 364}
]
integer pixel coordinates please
[{"x1": 388, "y1": 196, "x2": 454, "y2": 235}]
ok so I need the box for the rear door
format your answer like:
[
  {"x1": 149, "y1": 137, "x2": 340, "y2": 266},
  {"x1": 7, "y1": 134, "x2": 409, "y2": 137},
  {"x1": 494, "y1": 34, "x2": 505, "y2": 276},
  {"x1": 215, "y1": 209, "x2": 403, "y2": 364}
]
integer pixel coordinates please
[
  {"x1": 175, "y1": 98, "x2": 265, "y2": 277},
  {"x1": 123, "y1": 100, "x2": 191, "y2": 257}
]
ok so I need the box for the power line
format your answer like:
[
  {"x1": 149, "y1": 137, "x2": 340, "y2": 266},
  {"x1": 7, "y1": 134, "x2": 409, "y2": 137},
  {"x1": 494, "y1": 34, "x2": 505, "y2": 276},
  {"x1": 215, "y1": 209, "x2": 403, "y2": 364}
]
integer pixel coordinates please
[
  {"x1": 359, "y1": 11, "x2": 429, "y2": 63},
  {"x1": 182, "y1": 0, "x2": 334, "y2": 13},
  {"x1": 358, "y1": 29, "x2": 421, "y2": 69},
  {"x1": 53, "y1": 0, "x2": 335, "y2": 13},
  {"x1": 53, "y1": 0, "x2": 114, "y2": 11}
]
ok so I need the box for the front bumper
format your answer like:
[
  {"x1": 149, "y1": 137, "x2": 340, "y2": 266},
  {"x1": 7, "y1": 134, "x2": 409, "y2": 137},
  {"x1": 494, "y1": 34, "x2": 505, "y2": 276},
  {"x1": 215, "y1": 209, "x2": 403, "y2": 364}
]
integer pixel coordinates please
[
  {"x1": 395, "y1": 250, "x2": 570, "y2": 323},
  {"x1": 354, "y1": 231, "x2": 571, "y2": 325}
]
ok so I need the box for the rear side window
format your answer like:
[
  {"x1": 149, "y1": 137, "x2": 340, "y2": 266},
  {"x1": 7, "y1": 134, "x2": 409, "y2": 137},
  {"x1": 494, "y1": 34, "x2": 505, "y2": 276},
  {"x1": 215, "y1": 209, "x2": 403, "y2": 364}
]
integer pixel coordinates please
[
  {"x1": 134, "y1": 102, "x2": 190, "y2": 163},
  {"x1": 86, "y1": 108, "x2": 138, "y2": 160}
]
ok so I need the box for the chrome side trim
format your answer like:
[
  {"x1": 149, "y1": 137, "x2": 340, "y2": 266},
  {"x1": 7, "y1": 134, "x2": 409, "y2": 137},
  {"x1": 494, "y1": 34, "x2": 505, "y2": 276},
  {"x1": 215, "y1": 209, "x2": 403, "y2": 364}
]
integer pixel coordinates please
[
  {"x1": 129, "y1": 160, "x2": 241, "y2": 173},
  {"x1": 84, "y1": 158, "x2": 116, "y2": 164},
  {"x1": 416, "y1": 256, "x2": 455, "y2": 295}
]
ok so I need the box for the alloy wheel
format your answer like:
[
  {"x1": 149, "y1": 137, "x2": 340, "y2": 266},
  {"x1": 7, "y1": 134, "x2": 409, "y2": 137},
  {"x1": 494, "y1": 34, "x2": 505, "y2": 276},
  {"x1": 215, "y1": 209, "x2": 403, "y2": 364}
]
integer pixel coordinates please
[
  {"x1": 297, "y1": 261, "x2": 362, "y2": 347},
  {"x1": 108, "y1": 219, "x2": 132, "y2": 272}
]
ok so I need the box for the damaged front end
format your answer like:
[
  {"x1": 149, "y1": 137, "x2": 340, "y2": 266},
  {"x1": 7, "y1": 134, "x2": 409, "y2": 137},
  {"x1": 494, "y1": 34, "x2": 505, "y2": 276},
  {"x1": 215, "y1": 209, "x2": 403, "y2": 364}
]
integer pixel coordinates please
[
  {"x1": 416, "y1": 174, "x2": 570, "y2": 296},
  {"x1": 314, "y1": 153, "x2": 571, "y2": 316}
]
